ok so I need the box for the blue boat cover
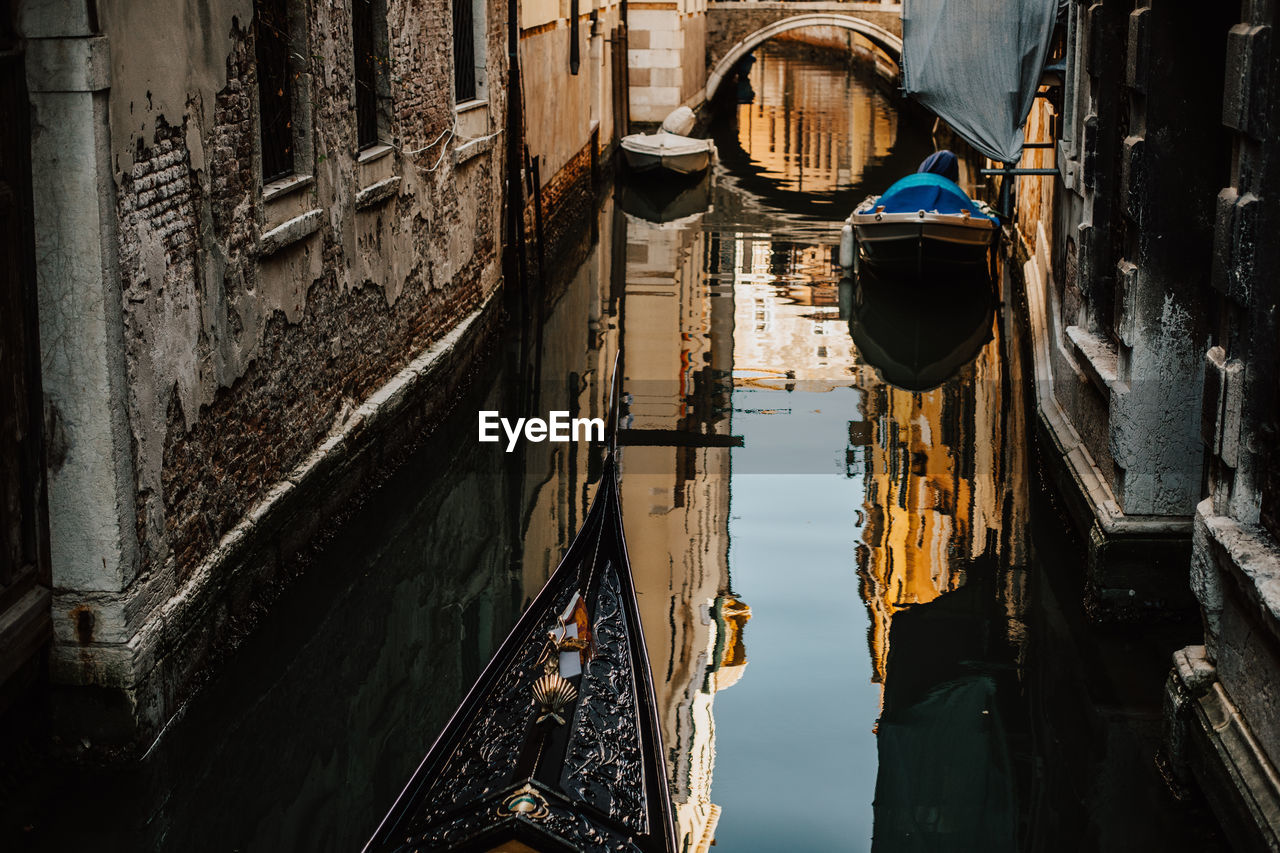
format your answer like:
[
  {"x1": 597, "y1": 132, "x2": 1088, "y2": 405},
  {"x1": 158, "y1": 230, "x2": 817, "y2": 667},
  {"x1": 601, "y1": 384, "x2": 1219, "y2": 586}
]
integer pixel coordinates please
[{"x1": 876, "y1": 174, "x2": 998, "y2": 222}]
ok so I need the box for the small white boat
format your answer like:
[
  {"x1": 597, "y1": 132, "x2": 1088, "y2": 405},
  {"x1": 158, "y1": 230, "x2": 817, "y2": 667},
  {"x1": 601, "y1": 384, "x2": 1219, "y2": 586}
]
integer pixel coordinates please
[{"x1": 620, "y1": 106, "x2": 716, "y2": 176}]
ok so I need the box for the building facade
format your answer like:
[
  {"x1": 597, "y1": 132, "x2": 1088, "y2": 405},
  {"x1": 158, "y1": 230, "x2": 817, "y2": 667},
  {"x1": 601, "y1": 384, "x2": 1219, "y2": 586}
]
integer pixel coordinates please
[
  {"x1": 5, "y1": 0, "x2": 509, "y2": 747},
  {"x1": 1016, "y1": 0, "x2": 1280, "y2": 845},
  {"x1": 627, "y1": 0, "x2": 707, "y2": 126}
]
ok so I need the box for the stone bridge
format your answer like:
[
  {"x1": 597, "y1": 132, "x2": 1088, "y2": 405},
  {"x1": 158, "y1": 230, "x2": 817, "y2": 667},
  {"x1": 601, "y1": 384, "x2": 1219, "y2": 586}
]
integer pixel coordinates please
[{"x1": 706, "y1": 1, "x2": 903, "y2": 100}]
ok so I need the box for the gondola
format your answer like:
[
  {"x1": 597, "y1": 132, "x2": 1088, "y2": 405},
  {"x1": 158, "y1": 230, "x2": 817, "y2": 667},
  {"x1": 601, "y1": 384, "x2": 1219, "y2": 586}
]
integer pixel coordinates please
[{"x1": 363, "y1": 446, "x2": 677, "y2": 852}]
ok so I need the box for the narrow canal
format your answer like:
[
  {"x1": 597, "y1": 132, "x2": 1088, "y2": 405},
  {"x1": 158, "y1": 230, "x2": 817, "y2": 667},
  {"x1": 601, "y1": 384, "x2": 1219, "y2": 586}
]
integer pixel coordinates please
[{"x1": 11, "y1": 43, "x2": 1226, "y2": 852}]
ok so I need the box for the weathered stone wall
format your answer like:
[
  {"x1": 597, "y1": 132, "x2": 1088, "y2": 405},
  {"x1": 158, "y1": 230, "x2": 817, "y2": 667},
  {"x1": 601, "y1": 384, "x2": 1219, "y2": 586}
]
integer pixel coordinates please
[
  {"x1": 23, "y1": 0, "x2": 509, "y2": 747},
  {"x1": 1014, "y1": 0, "x2": 1280, "y2": 845},
  {"x1": 1163, "y1": 2, "x2": 1280, "y2": 845},
  {"x1": 1019, "y1": 0, "x2": 1237, "y2": 614}
]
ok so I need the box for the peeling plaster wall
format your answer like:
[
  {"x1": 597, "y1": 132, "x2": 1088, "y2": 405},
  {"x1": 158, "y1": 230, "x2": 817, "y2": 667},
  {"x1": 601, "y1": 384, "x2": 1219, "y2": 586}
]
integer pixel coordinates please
[
  {"x1": 29, "y1": 0, "x2": 509, "y2": 742},
  {"x1": 99, "y1": 0, "x2": 506, "y2": 581}
]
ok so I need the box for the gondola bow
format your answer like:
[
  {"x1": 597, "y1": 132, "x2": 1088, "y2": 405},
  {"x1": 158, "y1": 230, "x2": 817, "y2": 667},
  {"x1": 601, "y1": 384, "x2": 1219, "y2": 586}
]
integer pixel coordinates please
[{"x1": 364, "y1": 455, "x2": 677, "y2": 853}]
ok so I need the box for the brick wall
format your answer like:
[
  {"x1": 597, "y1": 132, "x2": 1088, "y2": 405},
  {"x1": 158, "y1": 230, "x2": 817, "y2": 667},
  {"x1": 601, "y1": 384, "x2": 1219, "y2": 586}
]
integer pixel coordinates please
[{"x1": 107, "y1": 3, "x2": 505, "y2": 591}]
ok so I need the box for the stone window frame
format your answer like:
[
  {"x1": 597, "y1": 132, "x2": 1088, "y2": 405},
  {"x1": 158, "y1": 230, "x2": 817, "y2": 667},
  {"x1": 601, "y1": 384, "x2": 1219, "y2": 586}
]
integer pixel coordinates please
[
  {"x1": 452, "y1": 0, "x2": 488, "y2": 109},
  {"x1": 255, "y1": 0, "x2": 315, "y2": 202},
  {"x1": 1058, "y1": 0, "x2": 1089, "y2": 194}
]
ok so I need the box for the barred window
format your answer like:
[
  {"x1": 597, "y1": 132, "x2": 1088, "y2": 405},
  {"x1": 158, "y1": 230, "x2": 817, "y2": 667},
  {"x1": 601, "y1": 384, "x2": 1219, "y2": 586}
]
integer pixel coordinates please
[
  {"x1": 353, "y1": 0, "x2": 388, "y2": 149},
  {"x1": 452, "y1": 0, "x2": 476, "y2": 102},
  {"x1": 256, "y1": 0, "x2": 295, "y2": 182}
]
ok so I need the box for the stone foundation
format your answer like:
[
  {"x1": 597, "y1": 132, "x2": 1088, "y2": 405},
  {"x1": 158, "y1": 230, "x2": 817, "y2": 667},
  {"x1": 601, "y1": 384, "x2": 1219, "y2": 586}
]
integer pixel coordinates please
[
  {"x1": 1020, "y1": 226, "x2": 1195, "y2": 618},
  {"x1": 1166, "y1": 643, "x2": 1280, "y2": 852}
]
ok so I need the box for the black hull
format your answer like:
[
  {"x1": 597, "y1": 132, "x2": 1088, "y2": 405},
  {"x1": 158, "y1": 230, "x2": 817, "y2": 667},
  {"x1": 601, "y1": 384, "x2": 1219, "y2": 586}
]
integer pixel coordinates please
[
  {"x1": 858, "y1": 233, "x2": 992, "y2": 275},
  {"x1": 365, "y1": 455, "x2": 677, "y2": 853}
]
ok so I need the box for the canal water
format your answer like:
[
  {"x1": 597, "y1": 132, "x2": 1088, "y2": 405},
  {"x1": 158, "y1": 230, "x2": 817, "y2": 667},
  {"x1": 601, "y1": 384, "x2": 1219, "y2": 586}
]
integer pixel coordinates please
[{"x1": 9, "y1": 43, "x2": 1227, "y2": 852}]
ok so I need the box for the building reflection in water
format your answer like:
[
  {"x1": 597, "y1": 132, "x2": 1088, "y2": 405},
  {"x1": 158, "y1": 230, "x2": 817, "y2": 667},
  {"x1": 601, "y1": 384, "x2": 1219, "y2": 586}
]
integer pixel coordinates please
[
  {"x1": 516, "y1": 167, "x2": 1028, "y2": 850},
  {"x1": 619, "y1": 201, "x2": 750, "y2": 853},
  {"x1": 737, "y1": 45, "x2": 900, "y2": 194},
  {"x1": 526, "y1": 40, "x2": 1034, "y2": 850},
  {"x1": 849, "y1": 267, "x2": 1014, "y2": 690},
  {"x1": 846, "y1": 262, "x2": 1031, "y2": 851},
  {"x1": 608, "y1": 37, "x2": 1032, "y2": 848}
]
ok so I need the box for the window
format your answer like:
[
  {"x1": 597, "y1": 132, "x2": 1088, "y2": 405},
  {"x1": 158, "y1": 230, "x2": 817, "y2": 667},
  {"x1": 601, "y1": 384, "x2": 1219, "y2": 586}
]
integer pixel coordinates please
[
  {"x1": 257, "y1": 0, "x2": 294, "y2": 181},
  {"x1": 353, "y1": 0, "x2": 389, "y2": 150},
  {"x1": 452, "y1": 0, "x2": 477, "y2": 102},
  {"x1": 255, "y1": 0, "x2": 311, "y2": 184}
]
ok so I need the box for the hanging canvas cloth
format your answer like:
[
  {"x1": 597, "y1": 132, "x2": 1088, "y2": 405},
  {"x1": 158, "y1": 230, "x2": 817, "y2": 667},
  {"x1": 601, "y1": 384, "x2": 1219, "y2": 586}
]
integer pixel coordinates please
[{"x1": 901, "y1": 0, "x2": 1059, "y2": 164}]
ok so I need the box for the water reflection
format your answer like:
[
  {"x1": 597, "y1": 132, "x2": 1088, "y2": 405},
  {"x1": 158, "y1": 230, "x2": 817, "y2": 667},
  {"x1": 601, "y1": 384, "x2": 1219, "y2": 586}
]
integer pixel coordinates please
[
  {"x1": 619, "y1": 172, "x2": 713, "y2": 224},
  {"x1": 737, "y1": 47, "x2": 898, "y2": 194},
  {"x1": 847, "y1": 267, "x2": 996, "y2": 392},
  {"x1": 710, "y1": 42, "x2": 935, "y2": 221},
  {"x1": 618, "y1": 200, "x2": 744, "y2": 852}
]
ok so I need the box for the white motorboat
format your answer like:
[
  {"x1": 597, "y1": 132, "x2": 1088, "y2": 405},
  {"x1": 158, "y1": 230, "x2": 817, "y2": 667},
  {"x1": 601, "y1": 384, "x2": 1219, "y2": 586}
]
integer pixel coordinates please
[{"x1": 620, "y1": 106, "x2": 716, "y2": 176}]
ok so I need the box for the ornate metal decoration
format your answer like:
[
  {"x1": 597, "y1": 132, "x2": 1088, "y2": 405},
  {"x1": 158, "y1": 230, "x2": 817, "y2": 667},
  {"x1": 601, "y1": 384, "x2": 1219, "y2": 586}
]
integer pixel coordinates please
[
  {"x1": 413, "y1": 585, "x2": 577, "y2": 825},
  {"x1": 365, "y1": 457, "x2": 678, "y2": 853},
  {"x1": 532, "y1": 672, "x2": 578, "y2": 725},
  {"x1": 406, "y1": 785, "x2": 643, "y2": 851},
  {"x1": 560, "y1": 560, "x2": 649, "y2": 832},
  {"x1": 501, "y1": 784, "x2": 549, "y2": 818}
]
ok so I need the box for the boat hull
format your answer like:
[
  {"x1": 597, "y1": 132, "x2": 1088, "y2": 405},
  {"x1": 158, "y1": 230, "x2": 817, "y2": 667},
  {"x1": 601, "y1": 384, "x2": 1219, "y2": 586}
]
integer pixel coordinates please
[
  {"x1": 620, "y1": 132, "x2": 715, "y2": 176},
  {"x1": 622, "y1": 146, "x2": 712, "y2": 175},
  {"x1": 851, "y1": 212, "x2": 996, "y2": 273}
]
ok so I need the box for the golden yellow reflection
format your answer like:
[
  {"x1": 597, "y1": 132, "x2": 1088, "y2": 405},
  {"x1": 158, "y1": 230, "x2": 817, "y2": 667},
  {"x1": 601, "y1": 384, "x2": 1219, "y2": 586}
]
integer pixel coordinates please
[
  {"x1": 737, "y1": 41, "x2": 900, "y2": 193},
  {"x1": 853, "y1": 285, "x2": 1025, "y2": 694},
  {"x1": 727, "y1": 235, "x2": 852, "y2": 389}
]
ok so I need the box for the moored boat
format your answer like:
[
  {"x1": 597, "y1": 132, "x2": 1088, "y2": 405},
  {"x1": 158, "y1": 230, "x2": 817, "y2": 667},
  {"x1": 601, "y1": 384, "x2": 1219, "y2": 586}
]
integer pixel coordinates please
[
  {"x1": 842, "y1": 152, "x2": 999, "y2": 275},
  {"x1": 621, "y1": 106, "x2": 716, "y2": 176},
  {"x1": 363, "y1": 449, "x2": 677, "y2": 853}
]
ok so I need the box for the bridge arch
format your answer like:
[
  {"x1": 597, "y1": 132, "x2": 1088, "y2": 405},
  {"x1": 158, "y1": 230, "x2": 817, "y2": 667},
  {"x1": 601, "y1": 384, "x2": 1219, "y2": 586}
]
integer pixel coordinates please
[{"x1": 706, "y1": 14, "x2": 903, "y2": 102}]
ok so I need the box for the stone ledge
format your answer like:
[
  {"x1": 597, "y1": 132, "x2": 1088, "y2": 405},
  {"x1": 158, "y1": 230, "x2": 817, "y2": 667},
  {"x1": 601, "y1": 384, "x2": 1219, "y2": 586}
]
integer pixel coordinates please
[
  {"x1": 262, "y1": 173, "x2": 315, "y2": 203},
  {"x1": 454, "y1": 135, "x2": 495, "y2": 166},
  {"x1": 260, "y1": 208, "x2": 324, "y2": 256},
  {"x1": 1066, "y1": 324, "x2": 1122, "y2": 395},
  {"x1": 1200, "y1": 506, "x2": 1280, "y2": 646},
  {"x1": 1166, "y1": 646, "x2": 1280, "y2": 852},
  {"x1": 355, "y1": 176, "x2": 401, "y2": 210},
  {"x1": 357, "y1": 143, "x2": 394, "y2": 165}
]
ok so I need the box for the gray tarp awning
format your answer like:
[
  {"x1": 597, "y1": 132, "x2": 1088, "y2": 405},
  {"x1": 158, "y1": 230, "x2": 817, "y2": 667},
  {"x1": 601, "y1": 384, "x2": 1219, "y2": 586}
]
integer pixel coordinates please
[{"x1": 901, "y1": 0, "x2": 1059, "y2": 164}]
